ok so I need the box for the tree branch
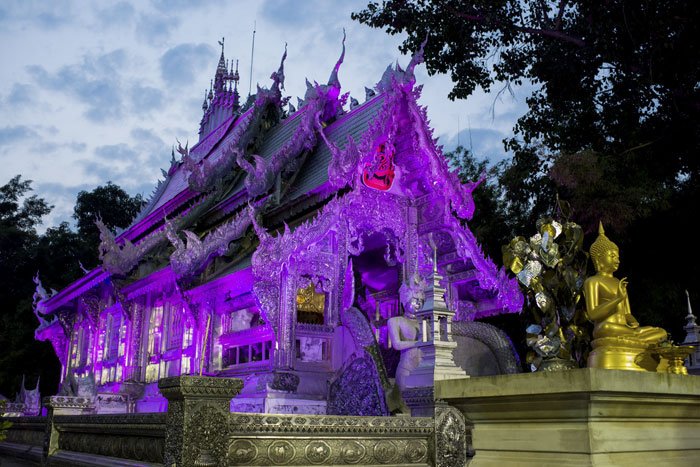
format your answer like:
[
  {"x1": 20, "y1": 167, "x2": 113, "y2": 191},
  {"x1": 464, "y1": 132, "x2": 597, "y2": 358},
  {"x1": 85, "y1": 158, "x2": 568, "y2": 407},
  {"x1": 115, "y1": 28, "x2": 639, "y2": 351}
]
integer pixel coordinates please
[
  {"x1": 452, "y1": 8, "x2": 586, "y2": 48},
  {"x1": 554, "y1": 0, "x2": 567, "y2": 30}
]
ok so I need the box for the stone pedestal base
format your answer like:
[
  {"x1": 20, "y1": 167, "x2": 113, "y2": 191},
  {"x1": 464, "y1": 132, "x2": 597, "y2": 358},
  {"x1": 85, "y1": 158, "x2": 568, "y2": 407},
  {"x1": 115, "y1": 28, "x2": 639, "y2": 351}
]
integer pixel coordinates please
[
  {"x1": 44, "y1": 396, "x2": 95, "y2": 415},
  {"x1": 159, "y1": 375, "x2": 243, "y2": 467},
  {"x1": 436, "y1": 368, "x2": 700, "y2": 467},
  {"x1": 230, "y1": 393, "x2": 327, "y2": 414},
  {"x1": 96, "y1": 393, "x2": 131, "y2": 414}
]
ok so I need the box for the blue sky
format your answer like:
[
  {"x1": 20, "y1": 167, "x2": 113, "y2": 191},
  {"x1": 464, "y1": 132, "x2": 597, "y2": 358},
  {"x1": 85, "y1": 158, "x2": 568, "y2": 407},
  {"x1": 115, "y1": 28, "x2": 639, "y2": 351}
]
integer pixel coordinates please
[{"x1": 0, "y1": 0, "x2": 528, "y2": 231}]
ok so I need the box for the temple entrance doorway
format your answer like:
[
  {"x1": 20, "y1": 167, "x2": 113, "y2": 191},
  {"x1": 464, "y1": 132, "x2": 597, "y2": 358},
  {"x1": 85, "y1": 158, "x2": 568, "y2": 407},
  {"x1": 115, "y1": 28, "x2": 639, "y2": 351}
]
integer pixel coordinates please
[{"x1": 349, "y1": 231, "x2": 403, "y2": 378}]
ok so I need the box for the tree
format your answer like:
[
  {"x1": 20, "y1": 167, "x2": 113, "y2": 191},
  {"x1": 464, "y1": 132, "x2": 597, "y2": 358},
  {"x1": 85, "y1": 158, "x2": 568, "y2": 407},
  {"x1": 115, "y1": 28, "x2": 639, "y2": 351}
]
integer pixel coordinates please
[
  {"x1": 73, "y1": 182, "x2": 145, "y2": 267},
  {"x1": 0, "y1": 176, "x2": 57, "y2": 399},
  {"x1": 354, "y1": 0, "x2": 700, "y2": 342},
  {"x1": 444, "y1": 146, "x2": 511, "y2": 260}
]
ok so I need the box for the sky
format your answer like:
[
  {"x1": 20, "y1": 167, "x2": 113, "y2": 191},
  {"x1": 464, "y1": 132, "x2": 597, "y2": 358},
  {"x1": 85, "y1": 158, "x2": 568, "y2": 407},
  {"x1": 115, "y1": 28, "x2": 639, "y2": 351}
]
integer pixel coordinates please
[{"x1": 0, "y1": 0, "x2": 529, "y2": 232}]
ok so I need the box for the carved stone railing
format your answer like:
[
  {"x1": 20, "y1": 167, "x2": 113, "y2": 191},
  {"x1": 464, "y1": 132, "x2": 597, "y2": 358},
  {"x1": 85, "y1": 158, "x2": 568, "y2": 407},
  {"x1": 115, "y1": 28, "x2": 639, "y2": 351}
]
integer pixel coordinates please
[
  {"x1": 1, "y1": 416, "x2": 45, "y2": 447},
  {"x1": 0, "y1": 376, "x2": 469, "y2": 466},
  {"x1": 0, "y1": 415, "x2": 46, "y2": 463},
  {"x1": 221, "y1": 412, "x2": 435, "y2": 466},
  {"x1": 52, "y1": 413, "x2": 167, "y2": 464}
]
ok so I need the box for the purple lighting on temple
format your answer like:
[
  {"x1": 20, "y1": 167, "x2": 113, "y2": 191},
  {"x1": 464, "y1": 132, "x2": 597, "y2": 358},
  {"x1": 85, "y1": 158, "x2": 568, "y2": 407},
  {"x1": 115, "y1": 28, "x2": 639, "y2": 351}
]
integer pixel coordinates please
[{"x1": 31, "y1": 34, "x2": 523, "y2": 416}]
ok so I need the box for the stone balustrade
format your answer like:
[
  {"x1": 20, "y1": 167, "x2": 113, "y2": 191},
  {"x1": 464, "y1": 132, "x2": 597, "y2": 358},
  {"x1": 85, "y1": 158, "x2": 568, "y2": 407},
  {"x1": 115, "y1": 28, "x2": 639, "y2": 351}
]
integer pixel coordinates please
[{"x1": 0, "y1": 375, "x2": 467, "y2": 466}]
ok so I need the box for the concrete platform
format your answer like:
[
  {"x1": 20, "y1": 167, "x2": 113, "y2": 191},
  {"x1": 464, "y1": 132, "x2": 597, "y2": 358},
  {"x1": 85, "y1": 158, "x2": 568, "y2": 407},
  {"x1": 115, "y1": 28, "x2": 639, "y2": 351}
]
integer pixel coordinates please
[{"x1": 436, "y1": 368, "x2": 700, "y2": 467}]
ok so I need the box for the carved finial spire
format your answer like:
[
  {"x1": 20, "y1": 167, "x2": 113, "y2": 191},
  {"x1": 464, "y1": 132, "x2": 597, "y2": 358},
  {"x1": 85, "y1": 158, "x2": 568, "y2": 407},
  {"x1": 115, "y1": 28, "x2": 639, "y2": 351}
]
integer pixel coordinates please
[
  {"x1": 270, "y1": 43, "x2": 287, "y2": 92},
  {"x1": 599, "y1": 221, "x2": 605, "y2": 235},
  {"x1": 202, "y1": 90, "x2": 209, "y2": 111},
  {"x1": 328, "y1": 29, "x2": 346, "y2": 87},
  {"x1": 428, "y1": 233, "x2": 448, "y2": 311},
  {"x1": 684, "y1": 290, "x2": 700, "y2": 346},
  {"x1": 406, "y1": 33, "x2": 428, "y2": 78}
]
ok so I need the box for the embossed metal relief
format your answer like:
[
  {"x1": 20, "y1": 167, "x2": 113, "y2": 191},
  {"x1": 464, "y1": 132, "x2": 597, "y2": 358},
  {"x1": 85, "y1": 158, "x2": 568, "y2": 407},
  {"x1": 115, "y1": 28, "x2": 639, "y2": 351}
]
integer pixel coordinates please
[{"x1": 435, "y1": 405, "x2": 467, "y2": 467}]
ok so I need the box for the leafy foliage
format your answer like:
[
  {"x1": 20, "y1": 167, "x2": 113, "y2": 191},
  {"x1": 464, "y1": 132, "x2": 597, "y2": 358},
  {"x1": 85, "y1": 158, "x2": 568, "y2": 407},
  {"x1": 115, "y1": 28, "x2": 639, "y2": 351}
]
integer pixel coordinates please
[
  {"x1": 0, "y1": 176, "x2": 57, "y2": 400},
  {"x1": 443, "y1": 146, "x2": 510, "y2": 259}
]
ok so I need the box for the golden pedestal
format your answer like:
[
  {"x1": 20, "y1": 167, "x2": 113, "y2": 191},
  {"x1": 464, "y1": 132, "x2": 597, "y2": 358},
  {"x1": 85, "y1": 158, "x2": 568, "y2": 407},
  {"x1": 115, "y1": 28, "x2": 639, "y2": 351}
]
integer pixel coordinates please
[
  {"x1": 587, "y1": 337, "x2": 656, "y2": 371},
  {"x1": 437, "y1": 369, "x2": 700, "y2": 467}
]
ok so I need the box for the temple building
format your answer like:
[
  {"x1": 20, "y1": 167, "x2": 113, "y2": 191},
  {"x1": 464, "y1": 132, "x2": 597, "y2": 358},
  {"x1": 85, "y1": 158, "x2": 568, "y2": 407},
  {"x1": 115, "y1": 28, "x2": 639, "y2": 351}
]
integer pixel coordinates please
[{"x1": 32, "y1": 37, "x2": 522, "y2": 416}]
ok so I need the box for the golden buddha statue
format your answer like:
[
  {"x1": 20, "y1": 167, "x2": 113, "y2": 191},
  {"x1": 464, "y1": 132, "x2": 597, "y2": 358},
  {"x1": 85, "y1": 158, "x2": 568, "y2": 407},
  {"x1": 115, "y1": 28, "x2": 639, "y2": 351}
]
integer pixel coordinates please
[{"x1": 584, "y1": 223, "x2": 667, "y2": 371}]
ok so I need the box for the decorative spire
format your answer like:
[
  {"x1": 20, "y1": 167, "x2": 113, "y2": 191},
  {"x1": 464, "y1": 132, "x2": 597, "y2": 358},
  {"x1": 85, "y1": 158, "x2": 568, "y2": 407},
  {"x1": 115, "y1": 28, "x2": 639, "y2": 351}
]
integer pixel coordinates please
[
  {"x1": 233, "y1": 59, "x2": 240, "y2": 91},
  {"x1": 429, "y1": 233, "x2": 448, "y2": 311},
  {"x1": 202, "y1": 90, "x2": 208, "y2": 111},
  {"x1": 683, "y1": 290, "x2": 700, "y2": 345},
  {"x1": 214, "y1": 37, "x2": 228, "y2": 94},
  {"x1": 327, "y1": 29, "x2": 346, "y2": 88}
]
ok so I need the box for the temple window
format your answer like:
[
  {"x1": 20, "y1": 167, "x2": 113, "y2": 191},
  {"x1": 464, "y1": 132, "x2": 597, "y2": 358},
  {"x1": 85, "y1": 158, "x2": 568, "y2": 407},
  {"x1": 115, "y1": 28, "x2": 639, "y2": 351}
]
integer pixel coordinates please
[
  {"x1": 144, "y1": 305, "x2": 164, "y2": 383},
  {"x1": 296, "y1": 283, "x2": 326, "y2": 325},
  {"x1": 218, "y1": 307, "x2": 271, "y2": 369},
  {"x1": 69, "y1": 320, "x2": 92, "y2": 371},
  {"x1": 97, "y1": 310, "x2": 125, "y2": 385},
  {"x1": 183, "y1": 324, "x2": 193, "y2": 349},
  {"x1": 166, "y1": 305, "x2": 184, "y2": 351},
  {"x1": 221, "y1": 307, "x2": 256, "y2": 334},
  {"x1": 295, "y1": 337, "x2": 329, "y2": 362},
  {"x1": 222, "y1": 341, "x2": 272, "y2": 367},
  {"x1": 105, "y1": 314, "x2": 121, "y2": 362}
]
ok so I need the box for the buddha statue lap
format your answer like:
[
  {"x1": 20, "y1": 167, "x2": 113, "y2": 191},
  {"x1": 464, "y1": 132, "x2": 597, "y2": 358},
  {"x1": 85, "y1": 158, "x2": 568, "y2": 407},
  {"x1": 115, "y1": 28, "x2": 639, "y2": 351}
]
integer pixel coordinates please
[{"x1": 584, "y1": 223, "x2": 667, "y2": 371}]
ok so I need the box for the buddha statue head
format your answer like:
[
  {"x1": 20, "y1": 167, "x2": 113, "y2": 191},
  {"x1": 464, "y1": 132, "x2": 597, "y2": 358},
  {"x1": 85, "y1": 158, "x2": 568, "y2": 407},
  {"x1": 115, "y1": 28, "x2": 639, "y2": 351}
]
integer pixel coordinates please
[{"x1": 590, "y1": 222, "x2": 620, "y2": 274}]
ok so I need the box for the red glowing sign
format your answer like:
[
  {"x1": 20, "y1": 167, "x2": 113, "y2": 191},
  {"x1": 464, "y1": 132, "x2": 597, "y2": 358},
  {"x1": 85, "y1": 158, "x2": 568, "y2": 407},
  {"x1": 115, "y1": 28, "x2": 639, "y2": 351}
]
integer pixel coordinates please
[{"x1": 362, "y1": 142, "x2": 396, "y2": 191}]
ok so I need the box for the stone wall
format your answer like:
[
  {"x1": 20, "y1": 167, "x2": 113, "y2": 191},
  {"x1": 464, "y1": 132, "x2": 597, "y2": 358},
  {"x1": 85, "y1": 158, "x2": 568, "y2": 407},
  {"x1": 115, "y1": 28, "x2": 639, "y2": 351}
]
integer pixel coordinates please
[
  {"x1": 0, "y1": 376, "x2": 467, "y2": 466},
  {"x1": 53, "y1": 413, "x2": 167, "y2": 464}
]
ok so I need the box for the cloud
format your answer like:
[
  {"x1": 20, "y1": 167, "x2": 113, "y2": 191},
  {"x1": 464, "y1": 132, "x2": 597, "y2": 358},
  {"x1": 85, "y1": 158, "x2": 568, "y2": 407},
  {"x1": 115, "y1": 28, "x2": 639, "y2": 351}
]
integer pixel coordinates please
[
  {"x1": 136, "y1": 13, "x2": 179, "y2": 45},
  {"x1": 0, "y1": 125, "x2": 38, "y2": 145},
  {"x1": 149, "y1": 0, "x2": 219, "y2": 12},
  {"x1": 130, "y1": 128, "x2": 170, "y2": 162},
  {"x1": 0, "y1": 0, "x2": 74, "y2": 29},
  {"x1": 32, "y1": 141, "x2": 87, "y2": 154},
  {"x1": 130, "y1": 84, "x2": 165, "y2": 113},
  {"x1": 440, "y1": 128, "x2": 510, "y2": 162},
  {"x1": 4, "y1": 84, "x2": 36, "y2": 107},
  {"x1": 260, "y1": 0, "x2": 336, "y2": 28},
  {"x1": 94, "y1": 143, "x2": 139, "y2": 161},
  {"x1": 26, "y1": 49, "x2": 128, "y2": 122},
  {"x1": 94, "y1": 1, "x2": 135, "y2": 27},
  {"x1": 160, "y1": 43, "x2": 216, "y2": 87},
  {"x1": 131, "y1": 128, "x2": 164, "y2": 146}
]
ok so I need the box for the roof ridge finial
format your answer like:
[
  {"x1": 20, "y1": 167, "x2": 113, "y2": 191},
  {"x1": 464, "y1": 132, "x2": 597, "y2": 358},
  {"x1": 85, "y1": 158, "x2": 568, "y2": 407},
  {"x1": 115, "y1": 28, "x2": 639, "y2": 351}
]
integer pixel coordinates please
[{"x1": 328, "y1": 29, "x2": 346, "y2": 87}]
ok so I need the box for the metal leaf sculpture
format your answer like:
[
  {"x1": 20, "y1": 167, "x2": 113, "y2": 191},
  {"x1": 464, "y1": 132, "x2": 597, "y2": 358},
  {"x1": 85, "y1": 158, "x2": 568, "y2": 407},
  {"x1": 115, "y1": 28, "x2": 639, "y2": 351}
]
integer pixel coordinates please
[{"x1": 502, "y1": 213, "x2": 591, "y2": 370}]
